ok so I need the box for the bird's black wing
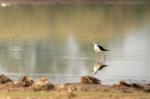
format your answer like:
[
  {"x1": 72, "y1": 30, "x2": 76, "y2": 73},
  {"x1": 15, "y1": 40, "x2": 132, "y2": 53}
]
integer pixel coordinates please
[
  {"x1": 98, "y1": 64, "x2": 108, "y2": 70},
  {"x1": 98, "y1": 45, "x2": 105, "y2": 50},
  {"x1": 98, "y1": 45, "x2": 110, "y2": 51}
]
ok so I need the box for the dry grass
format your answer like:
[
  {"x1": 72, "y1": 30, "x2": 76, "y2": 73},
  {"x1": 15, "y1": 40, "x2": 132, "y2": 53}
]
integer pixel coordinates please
[{"x1": 0, "y1": 90, "x2": 150, "y2": 99}]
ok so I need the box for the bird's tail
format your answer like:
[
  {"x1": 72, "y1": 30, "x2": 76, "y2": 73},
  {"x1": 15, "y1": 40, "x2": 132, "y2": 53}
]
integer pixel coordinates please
[{"x1": 104, "y1": 49, "x2": 110, "y2": 51}]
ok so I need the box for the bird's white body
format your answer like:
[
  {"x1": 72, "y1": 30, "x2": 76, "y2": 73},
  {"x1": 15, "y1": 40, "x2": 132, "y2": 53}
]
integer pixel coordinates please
[
  {"x1": 94, "y1": 44, "x2": 101, "y2": 53},
  {"x1": 93, "y1": 42, "x2": 108, "y2": 63}
]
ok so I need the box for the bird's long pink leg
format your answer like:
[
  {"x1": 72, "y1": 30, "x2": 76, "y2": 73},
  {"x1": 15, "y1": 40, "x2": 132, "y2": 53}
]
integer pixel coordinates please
[
  {"x1": 101, "y1": 52, "x2": 106, "y2": 63},
  {"x1": 96, "y1": 53, "x2": 100, "y2": 63}
]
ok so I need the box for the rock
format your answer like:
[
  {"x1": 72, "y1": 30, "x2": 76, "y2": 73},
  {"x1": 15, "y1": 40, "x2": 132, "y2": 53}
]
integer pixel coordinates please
[
  {"x1": 130, "y1": 83, "x2": 143, "y2": 89},
  {"x1": 0, "y1": 74, "x2": 13, "y2": 84},
  {"x1": 119, "y1": 81, "x2": 131, "y2": 87},
  {"x1": 118, "y1": 81, "x2": 143, "y2": 89},
  {"x1": 80, "y1": 76, "x2": 101, "y2": 84},
  {"x1": 1, "y1": 82, "x2": 22, "y2": 91},
  {"x1": 32, "y1": 77, "x2": 54, "y2": 91},
  {"x1": 143, "y1": 84, "x2": 150, "y2": 92},
  {"x1": 16, "y1": 76, "x2": 34, "y2": 87}
]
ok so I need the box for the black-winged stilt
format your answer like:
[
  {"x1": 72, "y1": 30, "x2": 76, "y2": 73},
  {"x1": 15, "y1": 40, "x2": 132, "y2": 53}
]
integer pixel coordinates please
[{"x1": 93, "y1": 42, "x2": 109, "y2": 62}]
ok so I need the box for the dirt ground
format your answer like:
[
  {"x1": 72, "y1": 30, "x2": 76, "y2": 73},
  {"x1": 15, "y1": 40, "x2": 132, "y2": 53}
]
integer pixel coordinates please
[{"x1": 0, "y1": 75, "x2": 150, "y2": 99}]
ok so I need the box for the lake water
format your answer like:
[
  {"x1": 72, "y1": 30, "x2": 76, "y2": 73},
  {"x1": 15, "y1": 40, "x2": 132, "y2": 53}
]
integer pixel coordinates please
[{"x1": 0, "y1": 4, "x2": 150, "y2": 84}]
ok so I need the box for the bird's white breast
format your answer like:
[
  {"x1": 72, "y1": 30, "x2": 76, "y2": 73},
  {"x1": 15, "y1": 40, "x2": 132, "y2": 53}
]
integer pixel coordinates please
[{"x1": 94, "y1": 44, "x2": 100, "y2": 53}]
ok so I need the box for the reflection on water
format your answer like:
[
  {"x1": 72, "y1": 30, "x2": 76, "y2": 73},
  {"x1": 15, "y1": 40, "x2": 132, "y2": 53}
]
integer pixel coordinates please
[{"x1": 0, "y1": 4, "x2": 150, "y2": 84}]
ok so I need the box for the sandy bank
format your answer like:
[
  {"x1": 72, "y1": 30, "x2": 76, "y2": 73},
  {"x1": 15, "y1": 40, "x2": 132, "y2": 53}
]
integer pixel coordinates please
[{"x1": 0, "y1": 74, "x2": 150, "y2": 98}]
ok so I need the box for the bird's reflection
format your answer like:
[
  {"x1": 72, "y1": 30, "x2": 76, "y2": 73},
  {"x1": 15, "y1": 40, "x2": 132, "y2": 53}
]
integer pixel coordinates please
[
  {"x1": 93, "y1": 63, "x2": 108, "y2": 74},
  {"x1": 93, "y1": 42, "x2": 109, "y2": 74}
]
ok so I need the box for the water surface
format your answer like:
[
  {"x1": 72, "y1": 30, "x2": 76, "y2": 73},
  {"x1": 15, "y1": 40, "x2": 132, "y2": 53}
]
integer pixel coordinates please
[{"x1": 0, "y1": 4, "x2": 150, "y2": 84}]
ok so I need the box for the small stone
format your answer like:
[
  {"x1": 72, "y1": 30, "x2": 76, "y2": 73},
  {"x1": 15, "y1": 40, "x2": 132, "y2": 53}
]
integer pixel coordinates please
[
  {"x1": 32, "y1": 77, "x2": 54, "y2": 91},
  {"x1": 143, "y1": 84, "x2": 150, "y2": 92},
  {"x1": 80, "y1": 76, "x2": 101, "y2": 84},
  {"x1": 130, "y1": 83, "x2": 143, "y2": 89},
  {"x1": 0, "y1": 74, "x2": 13, "y2": 84},
  {"x1": 119, "y1": 81, "x2": 143, "y2": 89},
  {"x1": 16, "y1": 76, "x2": 34, "y2": 87},
  {"x1": 119, "y1": 81, "x2": 130, "y2": 87}
]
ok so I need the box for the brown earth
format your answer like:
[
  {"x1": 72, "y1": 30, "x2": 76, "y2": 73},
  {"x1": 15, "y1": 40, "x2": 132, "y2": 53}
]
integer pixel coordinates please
[{"x1": 0, "y1": 74, "x2": 150, "y2": 99}]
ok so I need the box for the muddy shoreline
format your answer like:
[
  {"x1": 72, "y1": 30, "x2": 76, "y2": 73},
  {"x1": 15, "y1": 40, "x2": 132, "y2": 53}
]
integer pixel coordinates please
[
  {"x1": 0, "y1": 74, "x2": 150, "y2": 92},
  {"x1": 0, "y1": 74, "x2": 150, "y2": 98}
]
